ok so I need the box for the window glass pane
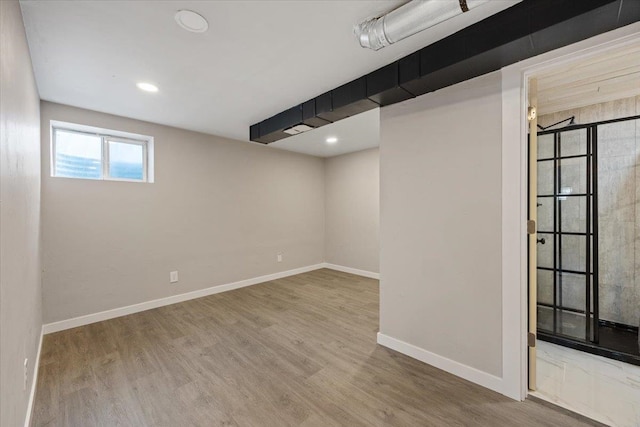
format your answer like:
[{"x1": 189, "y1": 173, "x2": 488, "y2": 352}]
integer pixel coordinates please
[
  {"x1": 108, "y1": 140, "x2": 144, "y2": 181},
  {"x1": 54, "y1": 130, "x2": 102, "y2": 179}
]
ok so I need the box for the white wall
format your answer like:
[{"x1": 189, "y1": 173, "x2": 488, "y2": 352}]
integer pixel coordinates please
[
  {"x1": 324, "y1": 148, "x2": 379, "y2": 274},
  {"x1": 0, "y1": 1, "x2": 42, "y2": 426},
  {"x1": 379, "y1": 72, "x2": 503, "y2": 378},
  {"x1": 40, "y1": 102, "x2": 325, "y2": 324}
]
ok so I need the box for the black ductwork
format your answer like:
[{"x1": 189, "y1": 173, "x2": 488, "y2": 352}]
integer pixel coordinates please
[
  {"x1": 317, "y1": 77, "x2": 380, "y2": 123},
  {"x1": 250, "y1": 0, "x2": 640, "y2": 144},
  {"x1": 302, "y1": 100, "x2": 330, "y2": 128}
]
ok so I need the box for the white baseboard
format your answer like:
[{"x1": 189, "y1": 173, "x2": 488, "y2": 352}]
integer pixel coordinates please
[
  {"x1": 24, "y1": 327, "x2": 43, "y2": 427},
  {"x1": 377, "y1": 332, "x2": 505, "y2": 396},
  {"x1": 42, "y1": 264, "x2": 325, "y2": 334},
  {"x1": 323, "y1": 263, "x2": 379, "y2": 279}
]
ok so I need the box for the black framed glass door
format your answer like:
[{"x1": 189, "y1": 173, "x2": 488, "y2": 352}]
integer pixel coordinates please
[
  {"x1": 531, "y1": 114, "x2": 640, "y2": 366},
  {"x1": 535, "y1": 126, "x2": 598, "y2": 344}
]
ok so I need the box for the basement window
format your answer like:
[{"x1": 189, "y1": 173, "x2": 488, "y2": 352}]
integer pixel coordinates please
[{"x1": 51, "y1": 121, "x2": 154, "y2": 182}]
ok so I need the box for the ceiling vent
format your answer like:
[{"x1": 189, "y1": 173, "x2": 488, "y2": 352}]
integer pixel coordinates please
[{"x1": 283, "y1": 124, "x2": 314, "y2": 136}]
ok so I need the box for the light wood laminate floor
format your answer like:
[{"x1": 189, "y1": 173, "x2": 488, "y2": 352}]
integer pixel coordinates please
[{"x1": 33, "y1": 269, "x2": 599, "y2": 426}]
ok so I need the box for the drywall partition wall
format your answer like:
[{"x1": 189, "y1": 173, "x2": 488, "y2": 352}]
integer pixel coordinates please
[
  {"x1": 40, "y1": 102, "x2": 325, "y2": 324},
  {"x1": 0, "y1": 1, "x2": 43, "y2": 426},
  {"x1": 324, "y1": 148, "x2": 379, "y2": 274},
  {"x1": 379, "y1": 72, "x2": 503, "y2": 380}
]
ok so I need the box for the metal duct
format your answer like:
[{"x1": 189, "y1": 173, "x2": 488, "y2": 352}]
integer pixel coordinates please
[
  {"x1": 253, "y1": 0, "x2": 636, "y2": 144},
  {"x1": 355, "y1": 0, "x2": 489, "y2": 50}
]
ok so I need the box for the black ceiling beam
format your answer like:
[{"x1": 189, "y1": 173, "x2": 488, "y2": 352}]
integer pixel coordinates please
[{"x1": 250, "y1": 0, "x2": 639, "y2": 144}]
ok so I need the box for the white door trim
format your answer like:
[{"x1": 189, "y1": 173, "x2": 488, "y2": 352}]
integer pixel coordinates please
[{"x1": 500, "y1": 23, "x2": 640, "y2": 401}]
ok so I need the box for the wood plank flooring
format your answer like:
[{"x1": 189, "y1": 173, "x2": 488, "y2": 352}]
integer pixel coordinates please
[{"x1": 33, "y1": 269, "x2": 599, "y2": 426}]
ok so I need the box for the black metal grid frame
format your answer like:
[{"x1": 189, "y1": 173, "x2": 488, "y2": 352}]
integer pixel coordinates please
[
  {"x1": 536, "y1": 126, "x2": 596, "y2": 342},
  {"x1": 532, "y1": 114, "x2": 640, "y2": 356}
]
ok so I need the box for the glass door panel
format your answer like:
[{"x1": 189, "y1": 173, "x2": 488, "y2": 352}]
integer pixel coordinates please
[{"x1": 536, "y1": 126, "x2": 597, "y2": 343}]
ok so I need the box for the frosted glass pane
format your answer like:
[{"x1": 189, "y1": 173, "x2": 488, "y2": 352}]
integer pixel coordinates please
[
  {"x1": 54, "y1": 130, "x2": 102, "y2": 179},
  {"x1": 537, "y1": 232, "x2": 554, "y2": 269},
  {"x1": 537, "y1": 269, "x2": 553, "y2": 305},
  {"x1": 559, "y1": 157, "x2": 586, "y2": 195},
  {"x1": 558, "y1": 272, "x2": 586, "y2": 312},
  {"x1": 559, "y1": 196, "x2": 586, "y2": 233},
  {"x1": 559, "y1": 128, "x2": 586, "y2": 157},
  {"x1": 537, "y1": 160, "x2": 554, "y2": 196},
  {"x1": 560, "y1": 235, "x2": 586, "y2": 272},
  {"x1": 108, "y1": 141, "x2": 144, "y2": 181},
  {"x1": 537, "y1": 197, "x2": 553, "y2": 232},
  {"x1": 538, "y1": 133, "x2": 554, "y2": 159}
]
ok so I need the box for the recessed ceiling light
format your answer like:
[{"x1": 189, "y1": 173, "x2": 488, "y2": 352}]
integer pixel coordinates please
[
  {"x1": 326, "y1": 136, "x2": 338, "y2": 144},
  {"x1": 136, "y1": 82, "x2": 159, "y2": 93},
  {"x1": 175, "y1": 10, "x2": 209, "y2": 33}
]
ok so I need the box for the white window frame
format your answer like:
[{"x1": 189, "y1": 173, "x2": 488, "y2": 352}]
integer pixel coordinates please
[
  {"x1": 103, "y1": 136, "x2": 148, "y2": 182},
  {"x1": 51, "y1": 121, "x2": 154, "y2": 183}
]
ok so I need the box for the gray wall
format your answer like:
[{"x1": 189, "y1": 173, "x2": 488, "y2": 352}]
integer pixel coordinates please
[
  {"x1": 0, "y1": 1, "x2": 43, "y2": 426},
  {"x1": 324, "y1": 148, "x2": 379, "y2": 273},
  {"x1": 380, "y1": 72, "x2": 503, "y2": 377},
  {"x1": 538, "y1": 97, "x2": 640, "y2": 327},
  {"x1": 41, "y1": 102, "x2": 325, "y2": 323}
]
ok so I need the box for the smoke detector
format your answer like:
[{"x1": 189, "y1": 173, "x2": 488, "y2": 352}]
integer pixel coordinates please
[{"x1": 175, "y1": 10, "x2": 209, "y2": 33}]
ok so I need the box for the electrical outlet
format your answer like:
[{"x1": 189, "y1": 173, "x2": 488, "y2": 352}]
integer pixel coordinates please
[
  {"x1": 277, "y1": 252, "x2": 283, "y2": 263},
  {"x1": 23, "y1": 358, "x2": 28, "y2": 391},
  {"x1": 170, "y1": 271, "x2": 179, "y2": 283}
]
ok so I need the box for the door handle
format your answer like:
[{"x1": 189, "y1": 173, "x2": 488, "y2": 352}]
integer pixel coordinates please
[{"x1": 537, "y1": 238, "x2": 546, "y2": 245}]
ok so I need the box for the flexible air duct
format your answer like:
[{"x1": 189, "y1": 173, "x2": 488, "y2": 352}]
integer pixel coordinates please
[{"x1": 355, "y1": 0, "x2": 489, "y2": 50}]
